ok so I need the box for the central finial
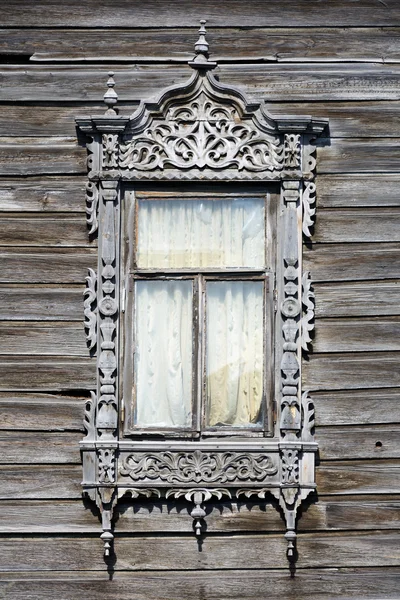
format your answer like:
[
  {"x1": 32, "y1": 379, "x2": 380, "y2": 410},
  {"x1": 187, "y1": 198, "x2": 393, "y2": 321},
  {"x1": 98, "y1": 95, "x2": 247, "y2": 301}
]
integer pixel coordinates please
[{"x1": 189, "y1": 19, "x2": 217, "y2": 70}]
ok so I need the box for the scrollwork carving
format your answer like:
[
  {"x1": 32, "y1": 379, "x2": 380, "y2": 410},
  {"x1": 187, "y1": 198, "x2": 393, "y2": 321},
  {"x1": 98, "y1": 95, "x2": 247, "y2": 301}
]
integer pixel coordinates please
[
  {"x1": 98, "y1": 448, "x2": 116, "y2": 484},
  {"x1": 302, "y1": 391, "x2": 315, "y2": 442},
  {"x1": 301, "y1": 271, "x2": 315, "y2": 352},
  {"x1": 120, "y1": 450, "x2": 278, "y2": 484},
  {"x1": 284, "y1": 133, "x2": 301, "y2": 168},
  {"x1": 85, "y1": 181, "x2": 99, "y2": 236},
  {"x1": 303, "y1": 181, "x2": 316, "y2": 238},
  {"x1": 281, "y1": 449, "x2": 299, "y2": 484},
  {"x1": 82, "y1": 392, "x2": 96, "y2": 442},
  {"x1": 166, "y1": 488, "x2": 231, "y2": 536},
  {"x1": 102, "y1": 134, "x2": 119, "y2": 168},
  {"x1": 83, "y1": 268, "x2": 97, "y2": 351}
]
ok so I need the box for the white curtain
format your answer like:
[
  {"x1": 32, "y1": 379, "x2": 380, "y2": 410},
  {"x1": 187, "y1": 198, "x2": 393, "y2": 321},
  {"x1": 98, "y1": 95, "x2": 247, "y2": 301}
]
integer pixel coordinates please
[
  {"x1": 137, "y1": 197, "x2": 265, "y2": 269},
  {"x1": 134, "y1": 280, "x2": 193, "y2": 428},
  {"x1": 206, "y1": 281, "x2": 264, "y2": 427}
]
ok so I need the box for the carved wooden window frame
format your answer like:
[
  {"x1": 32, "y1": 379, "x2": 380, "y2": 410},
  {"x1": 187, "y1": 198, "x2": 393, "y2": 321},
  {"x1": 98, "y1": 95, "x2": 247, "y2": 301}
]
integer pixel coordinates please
[{"x1": 76, "y1": 22, "x2": 328, "y2": 564}]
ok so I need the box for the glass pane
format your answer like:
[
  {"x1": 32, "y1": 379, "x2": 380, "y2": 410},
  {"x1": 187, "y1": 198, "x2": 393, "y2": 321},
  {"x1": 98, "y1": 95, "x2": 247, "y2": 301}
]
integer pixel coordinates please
[
  {"x1": 137, "y1": 197, "x2": 265, "y2": 268},
  {"x1": 134, "y1": 280, "x2": 193, "y2": 428},
  {"x1": 206, "y1": 281, "x2": 264, "y2": 427}
]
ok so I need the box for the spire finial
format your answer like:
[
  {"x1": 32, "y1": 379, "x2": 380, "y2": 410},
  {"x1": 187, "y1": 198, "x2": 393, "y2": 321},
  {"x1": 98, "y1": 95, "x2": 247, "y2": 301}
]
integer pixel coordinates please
[
  {"x1": 103, "y1": 71, "x2": 118, "y2": 116},
  {"x1": 189, "y1": 19, "x2": 217, "y2": 70}
]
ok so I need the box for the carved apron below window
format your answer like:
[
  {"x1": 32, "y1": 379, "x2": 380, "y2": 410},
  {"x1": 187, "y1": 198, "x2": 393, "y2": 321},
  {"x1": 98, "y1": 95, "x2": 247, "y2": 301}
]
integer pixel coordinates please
[{"x1": 76, "y1": 20, "x2": 328, "y2": 566}]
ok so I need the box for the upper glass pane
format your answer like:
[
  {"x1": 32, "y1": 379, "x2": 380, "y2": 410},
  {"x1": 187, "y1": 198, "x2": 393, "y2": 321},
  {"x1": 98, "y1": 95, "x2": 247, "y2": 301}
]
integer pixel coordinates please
[{"x1": 136, "y1": 197, "x2": 265, "y2": 269}]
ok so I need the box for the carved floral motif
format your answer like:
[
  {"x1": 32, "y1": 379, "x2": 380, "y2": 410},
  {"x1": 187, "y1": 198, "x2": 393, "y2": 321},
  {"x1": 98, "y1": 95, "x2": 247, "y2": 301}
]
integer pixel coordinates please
[
  {"x1": 120, "y1": 450, "x2": 278, "y2": 484},
  {"x1": 98, "y1": 448, "x2": 116, "y2": 483},
  {"x1": 83, "y1": 268, "x2": 97, "y2": 351},
  {"x1": 284, "y1": 133, "x2": 301, "y2": 168},
  {"x1": 102, "y1": 134, "x2": 119, "y2": 168},
  {"x1": 281, "y1": 449, "x2": 299, "y2": 484}
]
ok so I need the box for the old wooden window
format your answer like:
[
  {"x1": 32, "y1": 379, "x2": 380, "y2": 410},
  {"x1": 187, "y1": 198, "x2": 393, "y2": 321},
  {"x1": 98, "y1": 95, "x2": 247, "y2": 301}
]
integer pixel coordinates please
[
  {"x1": 122, "y1": 187, "x2": 276, "y2": 437},
  {"x1": 76, "y1": 21, "x2": 328, "y2": 564}
]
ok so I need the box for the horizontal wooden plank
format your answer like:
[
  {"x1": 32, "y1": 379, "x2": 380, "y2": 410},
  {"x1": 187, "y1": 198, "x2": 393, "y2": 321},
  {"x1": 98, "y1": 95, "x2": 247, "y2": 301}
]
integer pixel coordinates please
[
  {"x1": 0, "y1": 322, "x2": 87, "y2": 356},
  {"x1": 0, "y1": 216, "x2": 90, "y2": 247},
  {"x1": 4, "y1": 27, "x2": 400, "y2": 64},
  {"x1": 0, "y1": 137, "x2": 85, "y2": 176},
  {"x1": 304, "y1": 351, "x2": 400, "y2": 390},
  {"x1": 2, "y1": 63, "x2": 400, "y2": 102},
  {"x1": 0, "y1": 393, "x2": 85, "y2": 430},
  {"x1": 0, "y1": 176, "x2": 86, "y2": 212},
  {"x1": 1, "y1": 568, "x2": 399, "y2": 600},
  {"x1": 314, "y1": 317, "x2": 400, "y2": 352},
  {"x1": 0, "y1": 285, "x2": 83, "y2": 320},
  {"x1": 1, "y1": 461, "x2": 396, "y2": 500},
  {"x1": 317, "y1": 460, "x2": 400, "y2": 495},
  {"x1": 1, "y1": 495, "x2": 399, "y2": 534},
  {"x1": 1, "y1": 425, "x2": 396, "y2": 464},
  {"x1": 317, "y1": 174, "x2": 400, "y2": 208},
  {"x1": 317, "y1": 139, "x2": 400, "y2": 174},
  {"x1": 318, "y1": 426, "x2": 400, "y2": 460},
  {"x1": 2, "y1": 0, "x2": 400, "y2": 27},
  {"x1": 0, "y1": 356, "x2": 95, "y2": 391},
  {"x1": 0, "y1": 465, "x2": 82, "y2": 499},
  {"x1": 272, "y1": 101, "x2": 400, "y2": 138},
  {"x1": 0, "y1": 432, "x2": 81, "y2": 464},
  {"x1": 304, "y1": 243, "x2": 400, "y2": 282},
  {"x1": 314, "y1": 209, "x2": 400, "y2": 243},
  {"x1": 0, "y1": 531, "x2": 399, "y2": 571},
  {"x1": 0, "y1": 248, "x2": 96, "y2": 284},
  {"x1": 315, "y1": 281, "x2": 400, "y2": 318},
  {"x1": 313, "y1": 389, "x2": 400, "y2": 426}
]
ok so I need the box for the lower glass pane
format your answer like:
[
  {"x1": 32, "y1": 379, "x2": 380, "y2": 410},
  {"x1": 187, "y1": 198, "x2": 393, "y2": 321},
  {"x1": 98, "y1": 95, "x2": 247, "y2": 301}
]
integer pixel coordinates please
[
  {"x1": 206, "y1": 281, "x2": 264, "y2": 427},
  {"x1": 134, "y1": 279, "x2": 193, "y2": 428}
]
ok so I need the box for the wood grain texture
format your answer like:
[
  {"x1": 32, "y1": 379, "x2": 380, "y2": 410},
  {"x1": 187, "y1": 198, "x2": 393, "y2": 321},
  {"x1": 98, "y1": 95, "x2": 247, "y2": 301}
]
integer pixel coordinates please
[
  {"x1": 0, "y1": 357, "x2": 95, "y2": 391},
  {"x1": 315, "y1": 281, "x2": 400, "y2": 318},
  {"x1": 314, "y1": 317, "x2": 400, "y2": 352},
  {"x1": 2, "y1": 0, "x2": 400, "y2": 27},
  {"x1": 2, "y1": 568, "x2": 400, "y2": 600},
  {"x1": 0, "y1": 393, "x2": 86, "y2": 430},
  {"x1": 0, "y1": 322, "x2": 87, "y2": 355},
  {"x1": 304, "y1": 243, "x2": 400, "y2": 282},
  {"x1": 3, "y1": 27, "x2": 400, "y2": 63},
  {"x1": 317, "y1": 174, "x2": 400, "y2": 208},
  {"x1": 0, "y1": 137, "x2": 85, "y2": 176},
  {"x1": 0, "y1": 431, "x2": 81, "y2": 464},
  {"x1": 314, "y1": 209, "x2": 400, "y2": 243},
  {"x1": 0, "y1": 569, "x2": 399, "y2": 600},
  {"x1": 0, "y1": 216, "x2": 90, "y2": 246},
  {"x1": 0, "y1": 465, "x2": 82, "y2": 499},
  {"x1": 2, "y1": 64, "x2": 400, "y2": 102},
  {"x1": 0, "y1": 532, "x2": 398, "y2": 571},
  {"x1": 312, "y1": 389, "x2": 400, "y2": 426},
  {"x1": 1, "y1": 496, "x2": 399, "y2": 534},
  {"x1": 316, "y1": 460, "x2": 400, "y2": 495},
  {"x1": 317, "y1": 426, "x2": 400, "y2": 460},
  {"x1": 303, "y1": 352, "x2": 400, "y2": 390},
  {"x1": 0, "y1": 285, "x2": 83, "y2": 320},
  {"x1": 0, "y1": 248, "x2": 96, "y2": 283},
  {"x1": 317, "y1": 138, "x2": 400, "y2": 174},
  {"x1": 0, "y1": 177, "x2": 86, "y2": 212}
]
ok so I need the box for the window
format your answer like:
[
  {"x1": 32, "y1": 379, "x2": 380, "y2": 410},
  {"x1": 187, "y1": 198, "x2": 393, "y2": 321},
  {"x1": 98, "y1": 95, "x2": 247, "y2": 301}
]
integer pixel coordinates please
[
  {"x1": 122, "y1": 188, "x2": 276, "y2": 436},
  {"x1": 76, "y1": 21, "x2": 328, "y2": 564}
]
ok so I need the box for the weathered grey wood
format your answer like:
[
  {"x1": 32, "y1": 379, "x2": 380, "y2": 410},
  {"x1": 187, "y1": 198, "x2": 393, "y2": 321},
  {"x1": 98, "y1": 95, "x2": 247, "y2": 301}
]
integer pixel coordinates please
[
  {"x1": 0, "y1": 393, "x2": 85, "y2": 430},
  {"x1": 2, "y1": 0, "x2": 400, "y2": 27},
  {"x1": 0, "y1": 465, "x2": 82, "y2": 499},
  {"x1": 2, "y1": 64, "x2": 400, "y2": 102},
  {"x1": 4, "y1": 27, "x2": 400, "y2": 63},
  {"x1": 318, "y1": 426, "x2": 400, "y2": 460},
  {"x1": 315, "y1": 281, "x2": 400, "y2": 318},
  {"x1": 317, "y1": 174, "x2": 400, "y2": 208},
  {"x1": 317, "y1": 139, "x2": 400, "y2": 174},
  {"x1": 0, "y1": 177, "x2": 86, "y2": 212},
  {"x1": 0, "y1": 248, "x2": 96, "y2": 283},
  {"x1": 1, "y1": 462, "x2": 396, "y2": 500},
  {"x1": 0, "y1": 532, "x2": 398, "y2": 571},
  {"x1": 0, "y1": 286, "x2": 83, "y2": 320},
  {"x1": 0, "y1": 357, "x2": 95, "y2": 391},
  {"x1": 304, "y1": 352, "x2": 400, "y2": 390},
  {"x1": 317, "y1": 460, "x2": 400, "y2": 495},
  {"x1": 1, "y1": 568, "x2": 399, "y2": 600},
  {"x1": 314, "y1": 209, "x2": 400, "y2": 243},
  {"x1": 314, "y1": 317, "x2": 400, "y2": 352},
  {"x1": 0, "y1": 322, "x2": 87, "y2": 356},
  {"x1": 313, "y1": 389, "x2": 400, "y2": 426},
  {"x1": 0, "y1": 569, "x2": 399, "y2": 600},
  {"x1": 0, "y1": 432, "x2": 81, "y2": 464},
  {"x1": 0, "y1": 216, "x2": 90, "y2": 246},
  {"x1": 304, "y1": 243, "x2": 400, "y2": 282},
  {"x1": 1, "y1": 496, "x2": 398, "y2": 533},
  {"x1": 0, "y1": 137, "x2": 85, "y2": 176}
]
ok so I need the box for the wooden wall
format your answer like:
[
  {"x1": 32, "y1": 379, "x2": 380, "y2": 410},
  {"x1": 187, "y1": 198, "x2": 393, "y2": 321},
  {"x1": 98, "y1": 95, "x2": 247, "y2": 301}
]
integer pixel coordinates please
[{"x1": 0, "y1": 1, "x2": 399, "y2": 598}]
